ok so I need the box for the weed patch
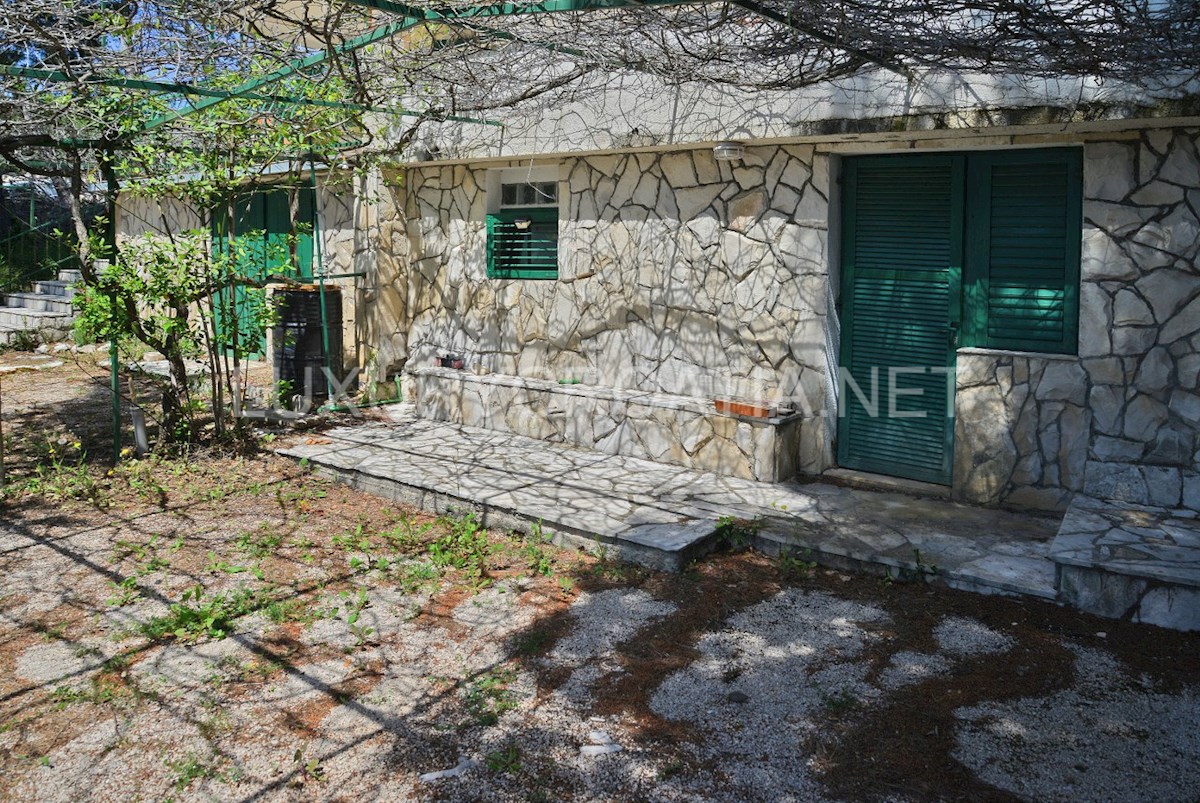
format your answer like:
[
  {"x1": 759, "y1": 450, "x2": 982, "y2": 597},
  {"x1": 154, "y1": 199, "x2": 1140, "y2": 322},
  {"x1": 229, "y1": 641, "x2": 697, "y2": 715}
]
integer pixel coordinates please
[
  {"x1": 464, "y1": 666, "x2": 520, "y2": 726},
  {"x1": 142, "y1": 585, "x2": 273, "y2": 642}
]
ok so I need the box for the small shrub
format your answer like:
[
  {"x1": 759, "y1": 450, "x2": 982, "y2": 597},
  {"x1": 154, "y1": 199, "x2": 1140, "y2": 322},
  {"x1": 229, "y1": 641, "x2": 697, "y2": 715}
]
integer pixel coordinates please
[{"x1": 714, "y1": 515, "x2": 763, "y2": 551}]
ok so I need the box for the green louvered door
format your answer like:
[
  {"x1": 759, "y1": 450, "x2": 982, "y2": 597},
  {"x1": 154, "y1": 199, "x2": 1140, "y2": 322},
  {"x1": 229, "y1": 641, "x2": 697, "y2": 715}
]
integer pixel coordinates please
[{"x1": 838, "y1": 155, "x2": 963, "y2": 484}]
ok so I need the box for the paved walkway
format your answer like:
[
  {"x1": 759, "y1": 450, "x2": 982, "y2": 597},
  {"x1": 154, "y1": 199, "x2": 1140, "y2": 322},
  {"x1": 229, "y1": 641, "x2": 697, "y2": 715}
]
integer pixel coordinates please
[{"x1": 279, "y1": 405, "x2": 1060, "y2": 599}]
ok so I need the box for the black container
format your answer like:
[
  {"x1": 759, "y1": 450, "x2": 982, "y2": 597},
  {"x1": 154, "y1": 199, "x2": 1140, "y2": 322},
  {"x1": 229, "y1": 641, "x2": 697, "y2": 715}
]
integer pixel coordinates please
[{"x1": 272, "y1": 287, "x2": 344, "y2": 405}]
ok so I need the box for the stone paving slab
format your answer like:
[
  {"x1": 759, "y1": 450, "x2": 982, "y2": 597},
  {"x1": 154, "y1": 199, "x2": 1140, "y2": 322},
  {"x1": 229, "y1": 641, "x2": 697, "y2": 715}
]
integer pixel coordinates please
[
  {"x1": 1050, "y1": 496, "x2": 1200, "y2": 630},
  {"x1": 1050, "y1": 497, "x2": 1200, "y2": 586},
  {"x1": 278, "y1": 405, "x2": 1059, "y2": 594}
]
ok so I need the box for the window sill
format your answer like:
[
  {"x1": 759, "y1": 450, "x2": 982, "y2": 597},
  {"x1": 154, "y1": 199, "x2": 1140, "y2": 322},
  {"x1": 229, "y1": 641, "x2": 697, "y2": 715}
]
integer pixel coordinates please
[{"x1": 956, "y1": 347, "x2": 1078, "y2": 362}]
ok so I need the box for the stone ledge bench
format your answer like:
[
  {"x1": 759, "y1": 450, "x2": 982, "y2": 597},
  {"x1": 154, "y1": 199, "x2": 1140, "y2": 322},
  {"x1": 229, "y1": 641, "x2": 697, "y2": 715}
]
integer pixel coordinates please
[
  {"x1": 1049, "y1": 495, "x2": 1200, "y2": 631},
  {"x1": 407, "y1": 365, "x2": 814, "y2": 483}
]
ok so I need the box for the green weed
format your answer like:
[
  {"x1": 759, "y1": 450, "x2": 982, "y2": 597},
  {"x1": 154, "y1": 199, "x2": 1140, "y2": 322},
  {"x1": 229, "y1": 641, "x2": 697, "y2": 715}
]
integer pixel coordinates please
[
  {"x1": 293, "y1": 749, "x2": 325, "y2": 783},
  {"x1": 822, "y1": 688, "x2": 858, "y2": 712},
  {"x1": 205, "y1": 552, "x2": 263, "y2": 579},
  {"x1": 339, "y1": 587, "x2": 375, "y2": 647},
  {"x1": 777, "y1": 549, "x2": 817, "y2": 579},
  {"x1": 464, "y1": 666, "x2": 520, "y2": 726},
  {"x1": 484, "y1": 743, "x2": 521, "y2": 774},
  {"x1": 141, "y1": 585, "x2": 270, "y2": 642},
  {"x1": 234, "y1": 526, "x2": 285, "y2": 559},
  {"x1": 714, "y1": 515, "x2": 763, "y2": 551},
  {"x1": 166, "y1": 754, "x2": 218, "y2": 791},
  {"x1": 381, "y1": 514, "x2": 433, "y2": 552},
  {"x1": 429, "y1": 512, "x2": 491, "y2": 580},
  {"x1": 107, "y1": 576, "x2": 141, "y2": 607},
  {"x1": 397, "y1": 560, "x2": 440, "y2": 594},
  {"x1": 520, "y1": 521, "x2": 556, "y2": 577}
]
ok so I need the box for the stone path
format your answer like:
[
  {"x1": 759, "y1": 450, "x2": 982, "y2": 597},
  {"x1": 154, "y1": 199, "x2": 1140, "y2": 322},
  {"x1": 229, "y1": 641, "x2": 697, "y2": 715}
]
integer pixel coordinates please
[{"x1": 279, "y1": 405, "x2": 1059, "y2": 598}]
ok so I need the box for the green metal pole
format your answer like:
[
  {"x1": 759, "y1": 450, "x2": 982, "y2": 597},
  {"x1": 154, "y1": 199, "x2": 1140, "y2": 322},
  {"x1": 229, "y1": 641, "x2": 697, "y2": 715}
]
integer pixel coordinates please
[
  {"x1": 110, "y1": 290, "x2": 121, "y2": 463},
  {"x1": 101, "y1": 149, "x2": 121, "y2": 463},
  {"x1": 310, "y1": 158, "x2": 333, "y2": 403},
  {"x1": 0, "y1": 65, "x2": 499, "y2": 126},
  {"x1": 28, "y1": 181, "x2": 36, "y2": 271},
  {"x1": 138, "y1": 19, "x2": 424, "y2": 134}
]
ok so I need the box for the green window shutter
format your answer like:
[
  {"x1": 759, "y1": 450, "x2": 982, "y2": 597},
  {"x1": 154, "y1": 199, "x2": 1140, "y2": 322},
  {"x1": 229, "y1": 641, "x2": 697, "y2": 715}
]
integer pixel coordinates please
[
  {"x1": 264, "y1": 188, "x2": 315, "y2": 278},
  {"x1": 487, "y1": 207, "x2": 558, "y2": 280},
  {"x1": 965, "y1": 149, "x2": 1081, "y2": 354}
]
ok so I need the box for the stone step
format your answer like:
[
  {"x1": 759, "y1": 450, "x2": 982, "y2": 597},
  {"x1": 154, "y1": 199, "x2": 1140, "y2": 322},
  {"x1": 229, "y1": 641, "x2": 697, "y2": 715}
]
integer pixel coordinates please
[
  {"x1": 32, "y1": 280, "x2": 79, "y2": 298},
  {"x1": 1049, "y1": 496, "x2": 1200, "y2": 632},
  {"x1": 57, "y1": 268, "x2": 83, "y2": 283},
  {"x1": 0, "y1": 323, "x2": 69, "y2": 347},
  {"x1": 3, "y1": 292, "x2": 76, "y2": 314},
  {"x1": 0, "y1": 308, "x2": 74, "y2": 346}
]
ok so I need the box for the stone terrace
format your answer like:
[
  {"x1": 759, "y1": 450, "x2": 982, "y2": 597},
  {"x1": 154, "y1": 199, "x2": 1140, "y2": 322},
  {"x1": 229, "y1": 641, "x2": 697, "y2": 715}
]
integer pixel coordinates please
[{"x1": 280, "y1": 405, "x2": 1060, "y2": 597}]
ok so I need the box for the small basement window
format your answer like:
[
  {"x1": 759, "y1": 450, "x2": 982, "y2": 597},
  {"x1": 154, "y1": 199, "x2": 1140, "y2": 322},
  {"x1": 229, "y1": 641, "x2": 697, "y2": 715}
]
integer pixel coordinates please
[{"x1": 487, "y1": 179, "x2": 559, "y2": 280}]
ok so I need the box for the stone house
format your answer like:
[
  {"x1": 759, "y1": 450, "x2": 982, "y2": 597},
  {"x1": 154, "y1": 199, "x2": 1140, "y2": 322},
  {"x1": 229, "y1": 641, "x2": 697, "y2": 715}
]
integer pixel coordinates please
[
  {"x1": 361, "y1": 74, "x2": 1200, "y2": 519},
  {"x1": 117, "y1": 71, "x2": 1200, "y2": 517}
]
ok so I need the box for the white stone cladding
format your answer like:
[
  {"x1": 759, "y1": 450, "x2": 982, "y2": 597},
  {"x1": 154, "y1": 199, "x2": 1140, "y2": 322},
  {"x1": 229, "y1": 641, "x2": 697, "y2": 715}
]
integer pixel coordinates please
[
  {"x1": 392, "y1": 145, "x2": 834, "y2": 480},
  {"x1": 948, "y1": 129, "x2": 1200, "y2": 510},
  {"x1": 381, "y1": 126, "x2": 1200, "y2": 508}
]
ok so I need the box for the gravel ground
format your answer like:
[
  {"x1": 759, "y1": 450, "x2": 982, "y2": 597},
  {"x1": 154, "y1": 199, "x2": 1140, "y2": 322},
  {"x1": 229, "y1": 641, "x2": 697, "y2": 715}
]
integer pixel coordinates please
[
  {"x1": 1, "y1": 363, "x2": 1199, "y2": 801},
  {"x1": 4, "y1": 481, "x2": 1198, "y2": 803}
]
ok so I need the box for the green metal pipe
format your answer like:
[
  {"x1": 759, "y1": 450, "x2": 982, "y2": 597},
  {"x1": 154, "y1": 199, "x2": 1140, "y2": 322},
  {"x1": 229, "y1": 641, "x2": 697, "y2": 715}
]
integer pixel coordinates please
[
  {"x1": 110, "y1": 290, "x2": 121, "y2": 463},
  {"x1": 348, "y1": 0, "x2": 693, "y2": 19},
  {"x1": 309, "y1": 158, "x2": 334, "y2": 402},
  {"x1": 138, "y1": 18, "x2": 424, "y2": 133},
  {"x1": 0, "y1": 64, "x2": 499, "y2": 125}
]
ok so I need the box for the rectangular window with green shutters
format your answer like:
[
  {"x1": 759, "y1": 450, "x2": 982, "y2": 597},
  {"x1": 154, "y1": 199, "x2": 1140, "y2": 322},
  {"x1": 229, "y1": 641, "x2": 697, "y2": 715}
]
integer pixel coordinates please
[
  {"x1": 963, "y1": 149, "x2": 1082, "y2": 354},
  {"x1": 486, "y1": 207, "x2": 559, "y2": 279},
  {"x1": 487, "y1": 179, "x2": 559, "y2": 280}
]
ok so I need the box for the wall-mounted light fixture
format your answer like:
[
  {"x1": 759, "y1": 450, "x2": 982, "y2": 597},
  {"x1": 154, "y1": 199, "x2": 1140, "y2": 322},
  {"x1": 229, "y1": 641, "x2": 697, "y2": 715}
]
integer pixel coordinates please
[
  {"x1": 712, "y1": 141, "x2": 746, "y2": 161},
  {"x1": 513, "y1": 217, "x2": 533, "y2": 231}
]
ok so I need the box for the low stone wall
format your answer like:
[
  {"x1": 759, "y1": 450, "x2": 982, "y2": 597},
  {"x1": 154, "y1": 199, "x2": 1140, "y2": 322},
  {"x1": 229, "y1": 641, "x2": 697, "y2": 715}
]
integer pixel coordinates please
[{"x1": 410, "y1": 367, "x2": 808, "y2": 483}]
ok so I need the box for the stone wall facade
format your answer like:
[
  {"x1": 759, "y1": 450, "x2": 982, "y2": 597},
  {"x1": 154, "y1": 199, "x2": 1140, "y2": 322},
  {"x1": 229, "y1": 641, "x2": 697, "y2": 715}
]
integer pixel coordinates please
[
  {"x1": 1079, "y1": 130, "x2": 1200, "y2": 511},
  {"x1": 378, "y1": 127, "x2": 1200, "y2": 509},
  {"x1": 943, "y1": 129, "x2": 1200, "y2": 511},
  {"x1": 391, "y1": 146, "x2": 835, "y2": 477}
]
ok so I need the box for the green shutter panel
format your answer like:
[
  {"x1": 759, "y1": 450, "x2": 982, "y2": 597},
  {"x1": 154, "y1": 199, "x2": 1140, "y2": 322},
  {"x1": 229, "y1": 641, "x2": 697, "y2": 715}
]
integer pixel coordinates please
[
  {"x1": 965, "y1": 150, "x2": 1081, "y2": 353},
  {"x1": 263, "y1": 188, "x2": 315, "y2": 277},
  {"x1": 838, "y1": 155, "x2": 962, "y2": 485},
  {"x1": 487, "y1": 207, "x2": 558, "y2": 279}
]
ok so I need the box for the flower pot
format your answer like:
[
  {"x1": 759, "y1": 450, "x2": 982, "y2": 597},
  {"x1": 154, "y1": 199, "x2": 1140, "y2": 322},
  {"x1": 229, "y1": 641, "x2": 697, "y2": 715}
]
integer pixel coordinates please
[{"x1": 714, "y1": 399, "x2": 774, "y2": 419}]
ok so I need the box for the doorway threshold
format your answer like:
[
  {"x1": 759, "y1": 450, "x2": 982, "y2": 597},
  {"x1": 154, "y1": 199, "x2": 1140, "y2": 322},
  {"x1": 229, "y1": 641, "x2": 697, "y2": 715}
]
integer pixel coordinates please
[{"x1": 820, "y1": 468, "x2": 951, "y2": 500}]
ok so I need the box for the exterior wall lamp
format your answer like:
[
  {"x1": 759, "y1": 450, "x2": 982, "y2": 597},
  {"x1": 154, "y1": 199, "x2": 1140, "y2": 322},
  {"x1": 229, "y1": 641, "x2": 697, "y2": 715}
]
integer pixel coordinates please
[
  {"x1": 712, "y1": 141, "x2": 746, "y2": 161},
  {"x1": 513, "y1": 217, "x2": 533, "y2": 231}
]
